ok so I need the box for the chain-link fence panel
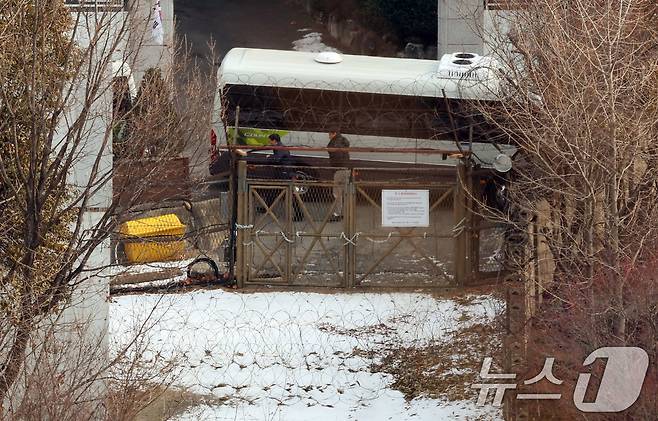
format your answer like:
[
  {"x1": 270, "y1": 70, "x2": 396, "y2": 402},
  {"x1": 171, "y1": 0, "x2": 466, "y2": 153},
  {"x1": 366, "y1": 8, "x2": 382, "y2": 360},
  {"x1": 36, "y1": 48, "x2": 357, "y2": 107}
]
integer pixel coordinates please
[
  {"x1": 245, "y1": 184, "x2": 291, "y2": 283},
  {"x1": 241, "y1": 163, "x2": 350, "y2": 287},
  {"x1": 352, "y1": 172, "x2": 456, "y2": 287},
  {"x1": 238, "y1": 164, "x2": 470, "y2": 287},
  {"x1": 477, "y1": 224, "x2": 506, "y2": 274},
  {"x1": 288, "y1": 180, "x2": 347, "y2": 287}
]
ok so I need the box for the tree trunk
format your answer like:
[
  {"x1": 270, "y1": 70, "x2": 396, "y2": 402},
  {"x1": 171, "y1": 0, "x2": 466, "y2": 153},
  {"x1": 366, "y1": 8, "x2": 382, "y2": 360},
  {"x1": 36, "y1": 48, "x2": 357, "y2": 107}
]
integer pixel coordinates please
[{"x1": 0, "y1": 313, "x2": 33, "y2": 402}]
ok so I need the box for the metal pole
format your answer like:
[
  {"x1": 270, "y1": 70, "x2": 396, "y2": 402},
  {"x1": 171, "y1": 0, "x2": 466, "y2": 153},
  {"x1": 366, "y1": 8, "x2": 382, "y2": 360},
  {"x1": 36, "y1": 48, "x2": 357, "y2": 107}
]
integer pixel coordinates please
[
  {"x1": 227, "y1": 107, "x2": 240, "y2": 282},
  {"x1": 236, "y1": 160, "x2": 247, "y2": 287},
  {"x1": 454, "y1": 160, "x2": 467, "y2": 285},
  {"x1": 346, "y1": 170, "x2": 356, "y2": 287},
  {"x1": 218, "y1": 144, "x2": 472, "y2": 156},
  {"x1": 465, "y1": 161, "x2": 474, "y2": 283}
]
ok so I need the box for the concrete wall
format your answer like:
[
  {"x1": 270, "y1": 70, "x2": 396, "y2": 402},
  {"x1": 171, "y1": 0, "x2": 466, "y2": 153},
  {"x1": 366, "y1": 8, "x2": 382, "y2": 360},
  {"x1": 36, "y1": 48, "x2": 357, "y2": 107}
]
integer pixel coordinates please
[
  {"x1": 437, "y1": 0, "x2": 484, "y2": 56},
  {"x1": 482, "y1": 9, "x2": 513, "y2": 58},
  {"x1": 4, "y1": 6, "x2": 129, "y2": 416},
  {"x1": 437, "y1": 1, "x2": 514, "y2": 59},
  {"x1": 128, "y1": 0, "x2": 175, "y2": 87},
  {"x1": 5, "y1": 0, "x2": 182, "y2": 412},
  {"x1": 63, "y1": 4, "x2": 123, "y2": 396}
]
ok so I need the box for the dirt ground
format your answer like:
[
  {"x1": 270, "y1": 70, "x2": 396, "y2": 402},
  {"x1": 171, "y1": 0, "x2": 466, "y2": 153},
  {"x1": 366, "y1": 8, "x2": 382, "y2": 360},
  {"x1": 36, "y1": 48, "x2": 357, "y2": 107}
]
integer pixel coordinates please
[{"x1": 133, "y1": 386, "x2": 224, "y2": 421}]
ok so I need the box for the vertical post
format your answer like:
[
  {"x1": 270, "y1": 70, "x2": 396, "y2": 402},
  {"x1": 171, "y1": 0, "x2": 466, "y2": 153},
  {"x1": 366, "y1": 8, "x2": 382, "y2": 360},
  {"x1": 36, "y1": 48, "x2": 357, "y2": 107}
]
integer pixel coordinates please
[
  {"x1": 471, "y1": 212, "x2": 480, "y2": 281},
  {"x1": 503, "y1": 204, "x2": 535, "y2": 420},
  {"x1": 468, "y1": 126, "x2": 478, "y2": 280},
  {"x1": 464, "y1": 162, "x2": 475, "y2": 283},
  {"x1": 454, "y1": 159, "x2": 473, "y2": 285},
  {"x1": 527, "y1": 219, "x2": 539, "y2": 317},
  {"x1": 235, "y1": 160, "x2": 247, "y2": 288},
  {"x1": 503, "y1": 274, "x2": 530, "y2": 421},
  {"x1": 345, "y1": 170, "x2": 356, "y2": 288},
  {"x1": 227, "y1": 107, "x2": 240, "y2": 283},
  {"x1": 286, "y1": 184, "x2": 293, "y2": 285}
]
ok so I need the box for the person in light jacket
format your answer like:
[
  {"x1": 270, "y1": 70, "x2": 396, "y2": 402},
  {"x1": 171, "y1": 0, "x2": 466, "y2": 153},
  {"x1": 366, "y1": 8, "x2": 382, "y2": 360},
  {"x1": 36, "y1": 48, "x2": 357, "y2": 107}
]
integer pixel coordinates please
[{"x1": 327, "y1": 130, "x2": 350, "y2": 221}]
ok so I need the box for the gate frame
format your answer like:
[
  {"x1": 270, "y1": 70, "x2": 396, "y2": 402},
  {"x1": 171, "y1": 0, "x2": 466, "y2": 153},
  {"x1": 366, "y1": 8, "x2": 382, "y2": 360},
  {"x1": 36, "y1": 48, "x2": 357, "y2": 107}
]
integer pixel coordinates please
[
  {"x1": 351, "y1": 179, "x2": 456, "y2": 287},
  {"x1": 235, "y1": 159, "x2": 500, "y2": 288}
]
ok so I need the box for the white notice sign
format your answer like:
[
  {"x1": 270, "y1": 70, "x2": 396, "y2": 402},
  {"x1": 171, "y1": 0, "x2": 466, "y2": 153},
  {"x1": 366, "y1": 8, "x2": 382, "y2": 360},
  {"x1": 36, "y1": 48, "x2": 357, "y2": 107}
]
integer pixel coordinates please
[{"x1": 381, "y1": 190, "x2": 430, "y2": 227}]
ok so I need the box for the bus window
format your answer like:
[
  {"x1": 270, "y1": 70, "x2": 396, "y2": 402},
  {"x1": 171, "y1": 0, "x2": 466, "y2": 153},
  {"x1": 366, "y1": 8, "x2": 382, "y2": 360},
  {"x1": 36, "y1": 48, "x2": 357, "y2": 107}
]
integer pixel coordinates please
[{"x1": 220, "y1": 83, "x2": 505, "y2": 142}]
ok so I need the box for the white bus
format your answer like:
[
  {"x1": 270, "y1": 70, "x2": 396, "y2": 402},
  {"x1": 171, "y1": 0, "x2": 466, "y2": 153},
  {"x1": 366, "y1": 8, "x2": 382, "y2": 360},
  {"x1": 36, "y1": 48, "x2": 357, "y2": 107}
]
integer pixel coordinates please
[{"x1": 209, "y1": 48, "x2": 516, "y2": 178}]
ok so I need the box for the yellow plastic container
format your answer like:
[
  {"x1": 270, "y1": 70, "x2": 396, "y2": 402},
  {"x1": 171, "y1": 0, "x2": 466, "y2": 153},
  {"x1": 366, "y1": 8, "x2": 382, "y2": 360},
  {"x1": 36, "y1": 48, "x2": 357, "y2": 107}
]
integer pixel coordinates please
[{"x1": 120, "y1": 214, "x2": 186, "y2": 264}]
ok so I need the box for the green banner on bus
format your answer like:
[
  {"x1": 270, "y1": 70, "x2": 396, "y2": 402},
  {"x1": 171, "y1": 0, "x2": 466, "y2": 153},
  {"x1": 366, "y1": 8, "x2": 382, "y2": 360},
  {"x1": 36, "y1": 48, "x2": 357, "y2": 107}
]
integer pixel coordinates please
[{"x1": 226, "y1": 127, "x2": 289, "y2": 146}]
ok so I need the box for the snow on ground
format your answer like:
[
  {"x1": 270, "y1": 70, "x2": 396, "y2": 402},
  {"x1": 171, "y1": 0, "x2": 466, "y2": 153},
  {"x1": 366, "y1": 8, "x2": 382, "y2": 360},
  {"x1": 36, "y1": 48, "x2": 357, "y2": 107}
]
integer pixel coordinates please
[
  {"x1": 108, "y1": 258, "x2": 194, "y2": 277},
  {"x1": 293, "y1": 30, "x2": 340, "y2": 53},
  {"x1": 110, "y1": 289, "x2": 502, "y2": 420}
]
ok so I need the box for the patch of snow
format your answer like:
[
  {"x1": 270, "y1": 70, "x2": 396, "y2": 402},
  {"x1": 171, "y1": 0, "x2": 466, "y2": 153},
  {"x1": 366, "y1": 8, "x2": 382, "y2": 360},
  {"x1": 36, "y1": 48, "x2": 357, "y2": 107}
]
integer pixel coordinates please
[
  {"x1": 292, "y1": 32, "x2": 340, "y2": 53},
  {"x1": 108, "y1": 258, "x2": 194, "y2": 276},
  {"x1": 109, "y1": 290, "x2": 502, "y2": 421},
  {"x1": 112, "y1": 274, "x2": 188, "y2": 291},
  {"x1": 176, "y1": 398, "x2": 491, "y2": 421}
]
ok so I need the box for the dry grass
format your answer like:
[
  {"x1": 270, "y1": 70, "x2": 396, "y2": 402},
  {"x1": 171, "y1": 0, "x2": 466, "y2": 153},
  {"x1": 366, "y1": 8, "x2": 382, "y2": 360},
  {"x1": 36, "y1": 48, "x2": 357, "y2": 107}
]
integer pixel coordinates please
[
  {"x1": 372, "y1": 320, "x2": 502, "y2": 402},
  {"x1": 318, "y1": 289, "x2": 504, "y2": 406},
  {"x1": 107, "y1": 383, "x2": 227, "y2": 421}
]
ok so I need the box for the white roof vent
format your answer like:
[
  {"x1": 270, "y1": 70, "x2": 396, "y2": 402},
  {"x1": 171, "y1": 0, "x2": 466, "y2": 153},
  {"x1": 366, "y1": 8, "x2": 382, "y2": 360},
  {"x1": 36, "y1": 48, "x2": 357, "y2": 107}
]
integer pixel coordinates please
[
  {"x1": 314, "y1": 51, "x2": 343, "y2": 64},
  {"x1": 437, "y1": 52, "x2": 495, "y2": 81}
]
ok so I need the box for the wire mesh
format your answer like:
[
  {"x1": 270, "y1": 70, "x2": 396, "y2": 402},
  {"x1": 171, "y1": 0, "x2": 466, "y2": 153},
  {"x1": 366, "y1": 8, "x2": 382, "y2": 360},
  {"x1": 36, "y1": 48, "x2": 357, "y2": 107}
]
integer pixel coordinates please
[
  {"x1": 236, "y1": 164, "x2": 503, "y2": 287},
  {"x1": 243, "y1": 165, "x2": 348, "y2": 286},
  {"x1": 213, "y1": 72, "x2": 515, "y2": 286},
  {"x1": 478, "y1": 225, "x2": 506, "y2": 273},
  {"x1": 352, "y1": 176, "x2": 456, "y2": 287}
]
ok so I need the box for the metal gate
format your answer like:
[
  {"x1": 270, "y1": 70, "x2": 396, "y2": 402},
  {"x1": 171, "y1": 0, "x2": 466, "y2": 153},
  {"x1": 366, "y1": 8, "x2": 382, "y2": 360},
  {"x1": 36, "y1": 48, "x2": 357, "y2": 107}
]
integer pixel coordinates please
[
  {"x1": 352, "y1": 181, "x2": 455, "y2": 287},
  {"x1": 234, "y1": 162, "x2": 506, "y2": 287},
  {"x1": 240, "y1": 179, "x2": 348, "y2": 286}
]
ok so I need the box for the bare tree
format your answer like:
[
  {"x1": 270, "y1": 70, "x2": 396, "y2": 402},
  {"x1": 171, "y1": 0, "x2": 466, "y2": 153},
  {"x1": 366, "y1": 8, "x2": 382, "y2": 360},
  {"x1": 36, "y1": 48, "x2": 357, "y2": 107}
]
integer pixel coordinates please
[
  {"x1": 0, "y1": 0, "x2": 209, "y2": 416},
  {"x1": 479, "y1": 0, "x2": 658, "y2": 417}
]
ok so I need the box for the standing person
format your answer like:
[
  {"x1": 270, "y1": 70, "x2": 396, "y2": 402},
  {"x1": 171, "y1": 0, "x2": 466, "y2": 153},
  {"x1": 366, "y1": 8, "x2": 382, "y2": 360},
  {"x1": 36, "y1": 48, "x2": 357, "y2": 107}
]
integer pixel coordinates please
[{"x1": 327, "y1": 130, "x2": 350, "y2": 221}]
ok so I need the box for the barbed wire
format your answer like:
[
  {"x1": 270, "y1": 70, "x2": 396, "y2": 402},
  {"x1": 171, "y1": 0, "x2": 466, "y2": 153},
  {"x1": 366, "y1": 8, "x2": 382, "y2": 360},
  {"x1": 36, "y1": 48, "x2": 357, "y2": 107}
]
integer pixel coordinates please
[
  {"x1": 110, "y1": 283, "x2": 505, "y2": 419},
  {"x1": 215, "y1": 73, "x2": 509, "y2": 146}
]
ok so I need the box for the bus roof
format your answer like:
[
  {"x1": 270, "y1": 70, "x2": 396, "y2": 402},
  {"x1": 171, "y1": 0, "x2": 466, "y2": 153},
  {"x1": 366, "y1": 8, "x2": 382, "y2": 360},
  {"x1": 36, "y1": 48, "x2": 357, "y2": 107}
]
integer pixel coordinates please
[{"x1": 218, "y1": 48, "x2": 501, "y2": 100}]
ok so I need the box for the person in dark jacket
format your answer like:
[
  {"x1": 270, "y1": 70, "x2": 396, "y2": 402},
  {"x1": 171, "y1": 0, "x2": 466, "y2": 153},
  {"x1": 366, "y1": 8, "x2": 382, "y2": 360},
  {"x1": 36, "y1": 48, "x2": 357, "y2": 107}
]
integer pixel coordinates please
[
  {"x1": 267, "y1": 133, "x2": 303, "y2": 221},
  {"x1": 268, "y1": 132, "x2": 292, "y2": 179},
  {"x1": 327, "y1": 130, "x2": 350, "y2": 221},
  {"x1": 268, "y1": 133, "x2": 290, "y2": 161}
]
